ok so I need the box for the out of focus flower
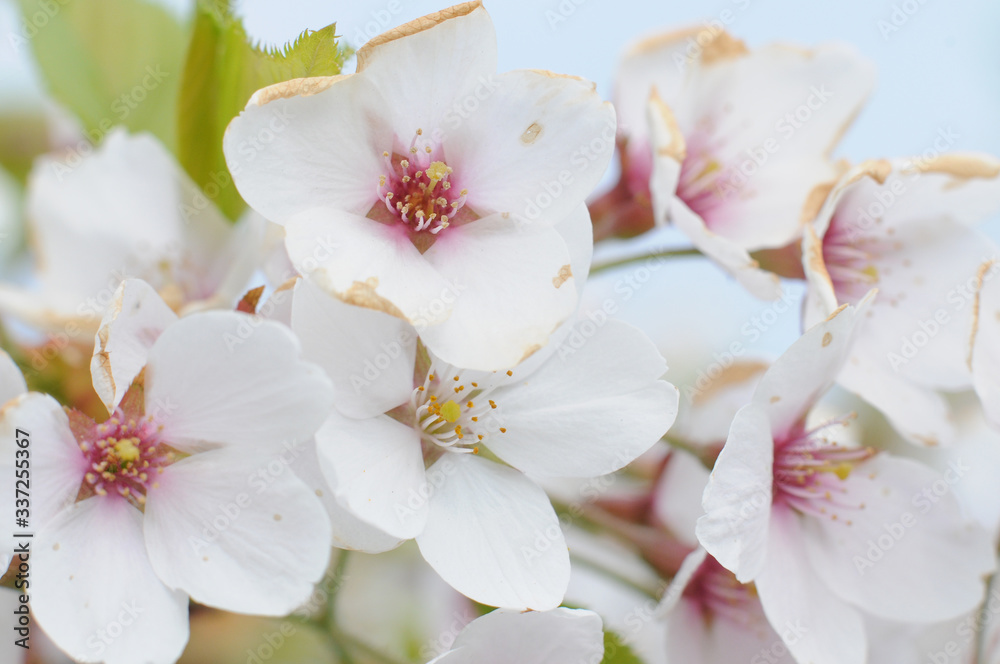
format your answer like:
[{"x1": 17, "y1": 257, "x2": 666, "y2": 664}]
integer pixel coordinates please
[
  {"x1": 224, "y1": 1, "x2": 615, "y2": 370},
  {"x1": 0, "y1": 279, "x2": 334, "y2": 663},
  {"x1": 427, "y1": 607, "x2": 605, "y2": 664},
  {"x1": 697, "y1": 292, "x2": 995, "y2": 664},
  {"x1": 282, "y1": 277, "x2": 677, "y2": 609},
  {"x1": 0, "y1": 130, "x2": 260, "y2": 342},
  {"x1": 598, "y1": 28, "x2": 874, "y2": 297},
  {"x1": 801, "y1": 154, "x2": 1000, "y2": 444}
]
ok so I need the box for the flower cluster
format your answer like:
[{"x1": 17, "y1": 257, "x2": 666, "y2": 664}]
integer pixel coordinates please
[{"x1": 0, "y1": 2, "x2": 997, "y2": 664}]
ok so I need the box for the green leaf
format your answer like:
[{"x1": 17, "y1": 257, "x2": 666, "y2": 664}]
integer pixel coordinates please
[
  {"x1": 17, "y1": 0, "x2": 188, "y2": 152},
  {"x1": 176, "y1": 0, "x2": 351, "y2": 221},
  {"x1": 601, "y1": 631, "x2": 646, "y2": 664}
]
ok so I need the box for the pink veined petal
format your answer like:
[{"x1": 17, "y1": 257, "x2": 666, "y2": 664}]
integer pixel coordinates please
[
  {"x1": 32, "y1": 497, "x2": 189, "y2": 664},
  {"x1": 91, "y1": 278, "x2": 178, "y2": 415},
  {"x1": 416, "y1": 454, "x2": 569, "y2": 610},
  {"x1": 143, "y1": 447, "x2": 332, "y2": 616},
  {"x1": 143, "y1": 311, "x2": 334, "y2": 452}
]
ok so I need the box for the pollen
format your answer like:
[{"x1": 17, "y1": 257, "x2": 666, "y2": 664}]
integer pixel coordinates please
[{"x1": 113, "y1": 438, "x2": 142, "y2": 464}]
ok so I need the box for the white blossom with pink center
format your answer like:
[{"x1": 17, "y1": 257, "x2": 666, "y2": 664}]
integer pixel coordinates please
[
  {"x1": 696, "y1": 292, "x2": 995, "y2": 664},
  {"x1": 611, "y1": 28, "x2": 875, "y2": 298},
  {"x1": 0, "y1": 278, "x2": 335, "y2": 664},
  {"x1": 277, "y1": 277, "x2": 677, "y2": 610},
  {"x1": 223, "y1": 1, "x2": 616, "y2": 371},
  {"x1": 801, "y1": 155, "x2": 1000, "y2": 445}
]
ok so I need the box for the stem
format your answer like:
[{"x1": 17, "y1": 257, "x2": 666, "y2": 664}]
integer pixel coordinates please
[
  {"x1": 589, "y1": 247, "x2": 702, "y2": 275},
  {"x1": 569, "y1": 553, "x2": 663, "y2": 600},
  {"x1": 330, "y1": 627, "x2": 411, "y2": 664}
]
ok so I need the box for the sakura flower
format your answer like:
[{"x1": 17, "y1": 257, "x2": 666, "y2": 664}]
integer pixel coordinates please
[
  {"x1": 0, "y1": 279, "x2": 335, "y2": 664},
  {"x1": 426, "y1": 607, "x2": 605, "y2": 664},
  {"x1": 600, "y1": 28, "x2": 874, "y2": 297},
  {"x1": 283, "y1": 277, "x2": 677, "y2": 609},
  {"x1": 0, "y1": 349, "x2": 27, "y2": 572},
  {"x1": 223, "y1": 1, "x2": 615, "y2": 370},
  {"x1": 801, "y1": 155, "x2": 1000, "y2": 444},
  {"x1": 0, "y1": 129, "x2": 260, "y2": 341},
  {"x1": 696, "y1": 293, "x2": 995, "y2": 664}
]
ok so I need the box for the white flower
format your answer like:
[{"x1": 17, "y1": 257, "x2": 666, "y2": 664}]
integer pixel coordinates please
[
  {"x1": 696, "y1": 293, "x2": 995, "y2": 664},
  {"x1": 427, "y1": 607, "x2": 605, "y2": 664},
  {"x1": 283, "y1": 277, "x2": 677, "y2": 609},
  {"x1": 801, "y1": 155, "x2": 1000, "y2": 444},
  {"x1": 607, "y1": 28, "x2": 874, "y2": 297},
  {"x1": 223, "y1": 1, "x2": 616, "y2": 371},
  {"x1": 0, "y1": 349, "x2": 26, "y2": 573},
  {"x1": 0, "y1": 278, "x2": 335, "y2": 664},
  {"x1": 0, "y1": 130, "x2": 260, "y2": 341}
]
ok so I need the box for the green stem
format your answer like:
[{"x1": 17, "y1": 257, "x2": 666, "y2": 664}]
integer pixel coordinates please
[{"x1": 589, "y1": 247, "x2": 702, "y2": 275}]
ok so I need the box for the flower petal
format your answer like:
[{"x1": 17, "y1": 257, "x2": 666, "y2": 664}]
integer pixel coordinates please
[
  {"x1": 355, "y1": 2, "x2": 498, "y2": 137},
  {"x1": 755, "y1": 507, "x2": 867, "y2": 664},
  {"x1": 446, "y1": 69, "x2": 615, "y2": 225},
  {"x1": 224, "y1": 73, "x2": 391, "y2": 221},
  {"x1": 753, "y1": 291, "x2": 874, "y2": 439},
  {"x1": 429, "y1": 608, "x2": 604, "y2": 664},
  {"x1": 486, "y1": 319, "x2": 677, "y2": 478},
  {"x1": 803, "y1": 454, "x2": 995, "y2": 623},
  {"x1": 654, "y1": 450, "x2": 711, "y2": 547},
  {"x1": 143, "y1": 447, "x2": 332, "y2": 615},
  {"x1": 91, "y1": 278, "x2": 178, "y2": 415},
  {"x1": 284, "y1": 208, "x2": 454, "y2": 327},
  {"x1": 695, "y1": 404, "x2": 773, "y2": 583},
  {"x1": 32, "y1": 497, "x2": 189, "y2": 664},
  {"x1": 144, "y1": 311, "x2": 333, "y2": 452},
  {"x1": 292, "y1": 277, "x2": 416, "y2": 418},
  {"x1": 974, "y1": 264, "x2": 1000, "y2": 427},
  {"x1": 314, "y1": 410, "x2": 428, "y2": 541},
  {"x1": 417, "y1": 454, "x2": 569, "y2": 609},
  {"x1": 419, "y1": 213, "x2": 580, "y2": 370}
]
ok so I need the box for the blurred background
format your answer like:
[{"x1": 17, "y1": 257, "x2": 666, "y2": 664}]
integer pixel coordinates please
[{"x1": 0, "y1": 1, "x2": 998, "y2": 662}]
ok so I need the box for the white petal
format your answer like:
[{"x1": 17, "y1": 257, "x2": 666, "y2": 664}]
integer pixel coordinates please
[
  {"x1": 355, "y1": 2, "x2": 497, "y2": 136},
  {"x1": 287, "y1": 438, "x2": 404, "y2": 553},
  {"x1": 292, "y1": 277, "x2": 416, "y2": 418},
  {"x1": 486, "y1": 319, "x2": 677, "y2": 477},
  {"x1": 419, "y1": 213, "x2": 580, "y2": 371},
  {"x1": 143, "y1": 447, "x2": 332, "y2": 615},
  {"x1": 32, "y1": 497, "x2": 189, "y2": 664},
  {"x1": 284, "y1": 208, "x2": 454, "y2": 327},
  {"x1": 0, "y1": 349, "x2": 25, "y2": 403},
  {"x1": 803, "y1": 454, "x2": 995, "y2": 622},
  {"x1": 91, "y1": 278, "x2": 178, "y2": 414},
  {"x1": 753, "y1": 291, "x2": 874, "y2": 439},
  {"x1": 429, "y1": 608, "x2": 604, "y2": 664},
  {"x1": 674, "y1": 42, "x2": 875, "y2": 250},
  {"x1": 144, "y1": 311, "x2": 333, "y2": 452},
  {"x1": 696, "y1": 404, "x2": 773, "y2": 582},
  {"x1": 417, "y1": 454, "x2": 569, "y2": 609},
  {"x1": 837, "y1": 355, "x2": 954, "y2": 447},
  {"x1": 668, "y1": 198, "x2": 783, "y2": 299},
  {"x1": 0, "y1": 393, "x2": 87, "y2": 534},
  {"x1": 974, "y1": 264, "x2": 1000, "y2": 427},
  {"x1": 224, "y1": 74, "x2": 391, "y2": 221},
  {"x1": 446, "y1": 69, "x2": 615, "y2": 225},
  {"x1": 654, "y1": 450, "x2": 711, "y2": 547},
  {"x1": 314, "y1": 410, "x2": 428, "y2": 541},
  {"x1": 755, "y1": 507, "x2": 867, "y2": 664}
]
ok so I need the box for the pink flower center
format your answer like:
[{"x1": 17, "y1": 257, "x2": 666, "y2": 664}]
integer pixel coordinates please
[
  {"x1": 77, "y1": 410, "x2": 176, "y2": 507},
  {"x1": 676, "y1": 130, "x2": 733, "y2": 226},
  {"x1": 772, "y1": 415, "x2": 875, "y2": 523},
  {"x1": 821, "y1": 212, "x2": 887, "y2": 303},
  {"x1": 684, "y1": 554, "x2": 762, "y2": 626},
  {"x1": 375, "y1": 129, "x2": 470, "y2": 236}
]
